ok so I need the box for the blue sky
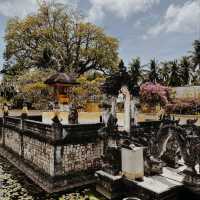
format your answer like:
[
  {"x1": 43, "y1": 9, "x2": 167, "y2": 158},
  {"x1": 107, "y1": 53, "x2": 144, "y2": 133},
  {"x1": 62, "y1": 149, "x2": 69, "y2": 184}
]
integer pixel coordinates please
[{"x1": 0, "y1": 0, "x2": 200, "y2": 68}]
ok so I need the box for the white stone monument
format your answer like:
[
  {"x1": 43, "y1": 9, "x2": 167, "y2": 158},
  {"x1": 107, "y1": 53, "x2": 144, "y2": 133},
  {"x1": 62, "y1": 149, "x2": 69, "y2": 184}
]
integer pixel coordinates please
[{"x1": 121, "y1": 147, "x2": 144, "y2": 180}]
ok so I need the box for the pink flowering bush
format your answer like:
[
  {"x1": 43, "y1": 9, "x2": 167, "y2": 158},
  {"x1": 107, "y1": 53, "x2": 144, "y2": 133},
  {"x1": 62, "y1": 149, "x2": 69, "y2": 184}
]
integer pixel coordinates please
[{"x1": 140, "y1": 82, "x2": 170, "y2": 106}]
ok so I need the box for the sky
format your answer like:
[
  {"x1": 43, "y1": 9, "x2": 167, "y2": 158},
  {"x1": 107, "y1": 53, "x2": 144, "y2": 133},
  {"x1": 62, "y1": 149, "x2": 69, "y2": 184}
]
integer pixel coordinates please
[{"x1": 0, "y1": 0, "x2": 200, "y2": 68}]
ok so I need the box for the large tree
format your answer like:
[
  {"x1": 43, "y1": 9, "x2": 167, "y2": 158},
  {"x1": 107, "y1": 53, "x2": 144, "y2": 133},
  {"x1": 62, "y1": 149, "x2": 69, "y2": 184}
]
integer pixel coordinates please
[{"x1": 2, "y1": 2, "x2": 119, "y2": 77}]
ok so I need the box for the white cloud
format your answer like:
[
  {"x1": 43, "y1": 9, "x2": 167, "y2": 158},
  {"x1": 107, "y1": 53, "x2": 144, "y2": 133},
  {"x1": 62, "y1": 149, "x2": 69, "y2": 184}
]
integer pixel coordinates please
[
  {"x1": 147, "y1": 0, "x2": 200, "y2": 36},
  {"x1": 0, "y1": 0, "x2": 77, "y2": 18},
  {"x1": 87, "y1": 0, "x2": 160, "y2": 22}
]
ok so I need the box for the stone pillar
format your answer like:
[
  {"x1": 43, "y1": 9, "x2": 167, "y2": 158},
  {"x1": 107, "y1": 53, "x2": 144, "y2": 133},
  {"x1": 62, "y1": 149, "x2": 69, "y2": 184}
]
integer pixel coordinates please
[
  {"x1": 52, "y1": 113, "x2": 63, "y2": 140},
  {"x1": 2, "y1": 104, "x2": 9, "y2": 146},
  {"x1": 20, "y1": 117, "x2": 24, "y2": 158},
  {"x1": 102, "y1": 107, "x2": 111, "y2": 126},
  {"x1": 53, "y1": 145, "x2": 63, "y2": 176},
  {"x1": 51, "y1": 114, "x2": 64, "y2": 176},
  {"x1": 131, "y1": 97, "x2": 138, "y2": 126},
  {"x1": 121, "y1": 86, "x2": 131, "y2": 134},
  {"x1": 111, "y1": 96, "x2": 117, "y2": 118}
]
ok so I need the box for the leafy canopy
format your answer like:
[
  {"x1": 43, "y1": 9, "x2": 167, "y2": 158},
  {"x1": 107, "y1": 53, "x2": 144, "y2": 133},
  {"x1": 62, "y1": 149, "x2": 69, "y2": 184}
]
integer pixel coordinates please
[{"x1": 3, "y1": 2, "x2": 119, "y2": 77}]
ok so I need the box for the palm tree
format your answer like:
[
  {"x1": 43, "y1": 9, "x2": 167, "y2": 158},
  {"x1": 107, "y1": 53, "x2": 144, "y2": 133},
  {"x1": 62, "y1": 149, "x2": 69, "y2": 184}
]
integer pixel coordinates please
[
  {"x1": 148, "y1": 59, "x2": 159, "y2": 83},
  {"x1": 191, "y1": 40, "x2": 200, "y2": 70},
  {"x1": 128, "y1": 57, "x2": 144, "y2": 86},
  {"x1": 168, "y1": 60, "x2": 182, "y2": 87},
  {"x1": 158, "y1": 61, "x2": 170, "y2": 85},
  {"x1": 180, "y1": 56, "x2": 193, "y2": 85}
]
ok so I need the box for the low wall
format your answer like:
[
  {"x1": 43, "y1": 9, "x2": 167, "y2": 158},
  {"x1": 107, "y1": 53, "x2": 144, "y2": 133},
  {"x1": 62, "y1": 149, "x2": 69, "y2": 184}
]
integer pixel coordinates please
[{"x1": 0, "y1": 116, "x2": 104, "y2": 192}]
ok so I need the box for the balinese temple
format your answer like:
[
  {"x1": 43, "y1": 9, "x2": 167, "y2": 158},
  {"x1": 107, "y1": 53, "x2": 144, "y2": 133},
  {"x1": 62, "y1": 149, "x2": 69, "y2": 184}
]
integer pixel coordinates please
[{"x1": 43, "y1": 70, "x2": 79, "y2": 124}]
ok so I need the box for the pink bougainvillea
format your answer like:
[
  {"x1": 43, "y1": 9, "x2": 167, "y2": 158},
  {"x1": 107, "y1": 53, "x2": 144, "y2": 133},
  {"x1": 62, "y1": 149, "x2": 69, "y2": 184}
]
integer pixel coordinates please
[{"x1": 140, "y1": 82, "x2": 170, "y2": 106}]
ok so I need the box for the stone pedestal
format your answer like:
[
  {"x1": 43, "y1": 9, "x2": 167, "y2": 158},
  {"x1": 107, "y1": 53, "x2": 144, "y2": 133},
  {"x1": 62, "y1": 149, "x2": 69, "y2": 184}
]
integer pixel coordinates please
[
  {"x1": 183, "y1": 170, "x2": 200, "y2": 193},
  {"x1": 95, "y1": 170, "x2": 123, "y2": 199},
  {"x1": 121, "y1": 147, "x2": 144, "y2": 180}
]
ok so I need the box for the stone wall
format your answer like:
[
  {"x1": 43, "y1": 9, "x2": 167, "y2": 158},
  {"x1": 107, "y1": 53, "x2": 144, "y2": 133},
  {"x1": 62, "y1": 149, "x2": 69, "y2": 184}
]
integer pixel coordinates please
[
  {"x1": 172, "y1": 86, "x2": 200, "y2": 100},
  {"x1": 0, "y1": 126, "x2": 3, "y2": 144},
  {"x1": 62, "y1": 142, "x2": 104, "y2": 173},
  {"x1": 4, "y1": 128, "x2": 21, "y2": 155},
  {"x1": 0, "y1": 116, "x2": 104, "y2": 192},
  {"x1": 23, "y1": 135, "x2": 54, "y2": 175}
]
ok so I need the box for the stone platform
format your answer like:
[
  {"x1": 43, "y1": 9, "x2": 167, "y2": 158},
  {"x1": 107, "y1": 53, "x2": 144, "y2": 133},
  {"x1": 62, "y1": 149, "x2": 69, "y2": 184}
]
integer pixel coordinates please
[
  {"x1": 124, "y1": 167, "x2": 184, "y2": 200},
  {"x1": 95, "y1": 170, "x2": 123, "y2": 200},
  {"x1": 124, "y1": 166, "x2": 200, "y2": 200}
]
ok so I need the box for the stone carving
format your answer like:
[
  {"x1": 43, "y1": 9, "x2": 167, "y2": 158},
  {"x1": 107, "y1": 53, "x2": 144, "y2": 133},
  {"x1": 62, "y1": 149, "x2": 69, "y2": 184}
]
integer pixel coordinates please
[
  {"x1": 102, "y1": 146, "x2": 121, "y2": 175},
  {"x1": 153, "y1": 122, "x2": 200, "y2": 190},
  {"x1": 155, "y1": 123, "x2": 200, "y2": 174},
  {"x1": 186, "y1": 118, "x2": 198, "y2": 125},
  {"x1": 98, "y1": 103, "x2": 118, "y2": 137}
]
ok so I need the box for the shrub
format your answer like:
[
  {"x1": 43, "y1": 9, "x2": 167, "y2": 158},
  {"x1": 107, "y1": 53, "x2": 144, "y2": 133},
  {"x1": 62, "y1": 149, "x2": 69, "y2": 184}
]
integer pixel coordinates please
[{"x1": 140, "y1": 82, "x2": 170, "y2": 107}]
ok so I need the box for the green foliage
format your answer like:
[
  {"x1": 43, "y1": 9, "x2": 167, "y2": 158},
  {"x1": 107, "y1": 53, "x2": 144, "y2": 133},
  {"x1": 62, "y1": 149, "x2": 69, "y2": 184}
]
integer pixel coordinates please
[
  {"x1": 3, "y1": 2, "x2": 119, "y2": 77},
  {"x1": 73, "y1": 72, "x2": 105, "y2": 106},
  {"x1": 148, "y1": 59, "x2": 159, "y2": 83},
  {"x1": 180, "y1": 56, "x2": 193, "y2": 85},
  {"x1": 168, "y1": 60, "x2": 182, "y2": 87},
  {"x1": 101, "y1": 59, "x2": 131, "y2": 96},
  {"x1": 191, "y1": 40, "x2": 200, "y2": 68},
  {"x1": 8, "y1": 68, "x2": 54, "y2": 109},
  {"x1": 128, "y1": 57, "x2": 144, "y2": 86}
]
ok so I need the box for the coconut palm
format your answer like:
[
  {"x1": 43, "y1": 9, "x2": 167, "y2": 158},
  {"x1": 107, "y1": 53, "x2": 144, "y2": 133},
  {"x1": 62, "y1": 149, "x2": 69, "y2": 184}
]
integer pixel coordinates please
[
  {"x1": 180, "y1": 56, "x2": 193, "y2": 85},
  {"x1": 158, "y1": 61, "x2": 170, "y2": 85},
  {"x1": 128, "y1": 57, "x2": 145, "y2": 86},
  {"x1": 168, "y1": 60, "x2": 182, "y2": 87},
  {"x1": 148, "y1": 59, "x2": 160, "y2": 83},
  {"x1": 191, "y1": 40, "x2": 200, "y2": 70}
]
